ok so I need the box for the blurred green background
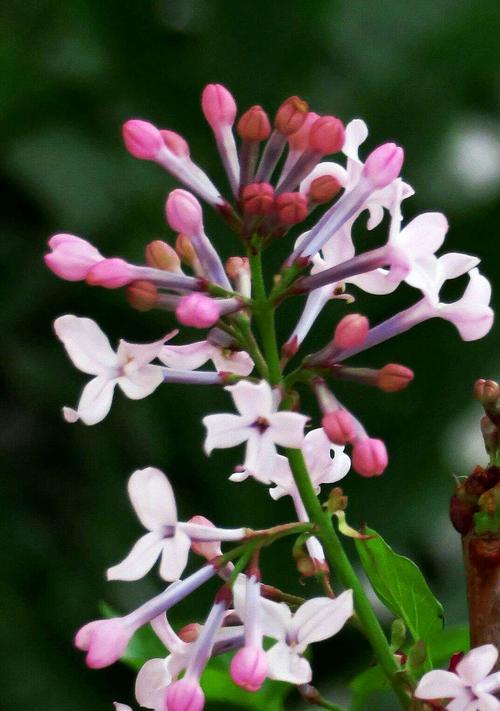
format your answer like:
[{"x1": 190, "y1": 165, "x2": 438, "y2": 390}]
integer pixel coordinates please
[{"x1": 1, "y1": 1, "x2": 500, "y2": 710}]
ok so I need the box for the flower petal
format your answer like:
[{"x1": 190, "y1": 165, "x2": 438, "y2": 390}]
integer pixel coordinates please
[
  {"x1": 135, "y1": 657, "x2": 171, "y2": 710},
  {"x1": 399, "y1": 212, "x2": 448, "y2": 257},
  {"x1": 117, "y1": 335, "x2": 173, "y2": 371},
  {"x1": 268, "y1": 412, "x2": 308, "y2": 448},
  {"x1": 106, "y1": 532, "x2": 164, "y2": 582},
  {"x1": 343, "y1": 119, "x2": 368, "y2": 162},
  {"x1": 457, "y1": 645, "x2": 499, "y2": 686},
  {"x1": 202, "y1": 414, "x2": 251, "y2": 454},
  {"x1": 128, "y1": 467, "x2": 177, "y2": 530},
  {"x1": 475, "y1": 691, "x2": 500, "y2": 711},
  {"x1": 211, "y1": 349, "x2": 254, "y2": 376},
  {"x1": 415, "y1": 670, "x2": 467, "y2": 700},
  {"x1": 266, "y1": 641, "x2": 312, "y2": 684},
  {"x1": 244, "y1": 429, "x2": 278, "y2": 482},
  {"x1": 159, "y1": 342, "x2": 212, "y2": 370},
  {"x1": 114, "y1": 704, "x2": 133, "y2": 711},
  {"x1": 294, "y1": 590, "x2": 353, "y2": 647},
  {"x1": 159, "y1": 530, "x2": 191, "y2": 581},
  {"x1": 73, "y1": 375, "x2": 117, "y2": 425},
  {"x1": 117, "y1": 365, "x2": 164, "y2": 399},
  {"x1": 226, "y1": 380, "x2": 274, "y2": 419},
  {"x1": 54, "y1": 315, "x2": 117, "y2": 375},
  {"x1": 304, "y1": 429, "x2": 351, "y2": 487},
  {"x1": 441, "y1": 270, "x2": 494, "y2": 341}
]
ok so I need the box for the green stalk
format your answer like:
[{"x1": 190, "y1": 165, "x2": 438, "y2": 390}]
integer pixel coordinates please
[
  {"x1": 286, "y1": 448, "x2": 411, "y2": 708},
  {"x1": 232, "y1": 314, "x2": 269, "y2": 379}
]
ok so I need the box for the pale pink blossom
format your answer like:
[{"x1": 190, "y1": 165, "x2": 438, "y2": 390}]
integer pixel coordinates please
[
  {"x1": 75, "y1": 619, "x2": 132, "y2": 669},
  {"x1": 54, "y1": 315, "x2": 169, "y2": 425},
  {"x1": 44, "y1": 234, "x2": 104, "y2": 281},
  {"x1": 160, "y1": 340, "x2": 253, "y2": 376},
  {"x1": 415, "y1": 644, "x2": 500, "y2": 710},
  {"x1": 203, "y1": 380, "x2": 308, "y2": 483},
  {"x1": 176, "y1": 294, "x2": 221, "y2": 329}
]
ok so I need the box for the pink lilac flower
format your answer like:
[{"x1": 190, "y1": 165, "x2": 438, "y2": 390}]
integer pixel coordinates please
[
  {"x1": 203, "y1": 380, "x2": 309, "y2": 482},
  {"x1": 415, "y1": 644, "x2": 500, "y2": 710},
  {"x1": 107, "y1": 468, "x2": 246, "y2": 582},
  {"x1": 44, "y1": 234, "x2": 104, "y2": 281},
  {"x1": 160, "y1": 339, "x2": 253, "y2": 376}
]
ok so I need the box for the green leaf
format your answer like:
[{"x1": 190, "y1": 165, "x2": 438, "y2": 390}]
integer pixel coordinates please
[
  {"x1": 427, "y1": 625, "x2": 469, "y2": 666},
  {"x1": 349, "y1": 665, "x2": 390, "y2": 711},
  {"x1": 355, "y1": 528, "x2": 444, "y2": 643}
]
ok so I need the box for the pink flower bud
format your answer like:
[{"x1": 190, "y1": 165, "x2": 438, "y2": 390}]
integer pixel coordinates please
[
  {"x1": 122, "y1": 119, "x2": 163, "y2": 160},
  {"x1": 188, "y1": 515, "x2": 223, "y2": 559},
  {"x1": 74, "y1": 619, "x2": 131, "y2": 669},
  {"x1": 86, "y1": 258, "x2": 134, "y2": 288},
  {"x1": 166, "y1": 678, "x2": 205, "y2": 711},
  {"x1": 322, "y1": 409, "x2": 357, "y2": 445},
  {"x1": 288, "y1": 111, "x2": 319, "y2": 151},
  {"x1": 352, "y1": 438, "x2": 388, "y2": 477},
  {"x1": 126, "y1": 280, "x2": 158, "y2": 312},
  {"x1": 275, "y1": 192, "x2": 308, "y2": 225},
  {"x1": 145, "y1": 240, "x2": 181, "y2": 272},
  {"x1": 201, "y1": 83, "x2": 237, "y2": 130},
  {"x1": 175, "y1": 234, "x2": 198, "y2": 265},
  {"x1": 166, "y1": 189, "x2": 203, "y2": 235},
  {"x1": 160, "y1": 129, "x2": 190, "y2": 157},
  {"x1": 274, "y1": 96, "x2": 309, "y2": 136},
  {"x1": 178, "y1": 622, "x2": 202, "y2": 643},
  {"x1": 309, "y1": 116, "x2": 345, "y2": 155},
  {"x1": 225, "y1": 256, "x2": 249, "y2": 281},
  {"x1": 333, "y1": 314, "x2": 369, "y2": 349},
  {"x1": 308, "y1": 174, "x2": 342, "y2": 203},
  {"x1": 45, "y1": 234, "x2": 104, "y2": 281},
  {"x1": 176, "y1": 293, "x2": 221, "y2": 329},
  {"x1": 230, "y1": 646, "x2": 268, "y2": 692},
  {"x1": 376, "y1": 363, "x2": 414, "y2": 392},
  {"x1": 241, "y1": 183, "x2": 275, "y2": 215},
  {"x1": 362, "y1": 143, "x2": 404, "y2": 189},
  {"x1": 237, "y1": 106, "x2": 271, "y2": 142}
]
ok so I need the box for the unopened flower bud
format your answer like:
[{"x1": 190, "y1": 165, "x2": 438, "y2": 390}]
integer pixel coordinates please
[
  {"x1": 145, "y1": 240, "x2": 181, "y2": 272},
  {"x1": 188, "y1": 515, "x2": 223, "y2": 559},
  {"x1": 230, "y1": 646, "x2": 268, "y2": 692},
  {"x1": 333, "y1": 314, "x2": 369, "y2": 350},
  {"x1": 166, "y1": 678, "x2": 205, "y2": 711},
  {"x1": 122, "y1": 119, "x2": 163, "y2": 160},
  {"x1": 275, "y1": 192, "x2": 308, "y2": 225},
  {"x1": 288, "y1": 111, "x2": 319, "y2": 151},
  {"x1": 225, "y1": 256, "x2": 250, "y2": 281},
  {"x1": 178, "y1": 622, "x2": 202, "y2": 643},
  {"x1": 126, "y1": 280, "x2": 158, "y2": 312},
  {"x1": 474, "y1": 378, "x2": 500, "y2": 407},
  {"x1": 362, "y1": 143, "x2": 404, "y2": 189},
  {"x1": 176, "y1": 293, "x2": 221, "y2": 329},
  {"x1": 202, "y1": 83, "x2": 237, "y2": 130},
  {"x1": 175, "y1": 234, "x2": 198, "y2": 265},
  {"x1": 45, "y1": 234, "x2": 104, "y2": 281},
  {"x1": 86, "y1": 258, "x2": 134, "y2": 288},
  {"x1": 309, "y1": 116, "x2": 345, "y2": 154},
  {"x1": 74, "y1": 618, "x2": 131, "y2": 669},
  {"x1": 377, "y1": 364, "x2": 414, "y2": 392},
  {"x1": 352, "y1": 438, "x2": 388, "y2": 477},
  {"x1": 322, "y1": 409, "x2": 357, "y2": 445},
  {"x1": 237, "y1": 106, "x2": 271, "y2": 142},
  {"x1": 160, "y1": 129, "x2": 190, "y2": 157},
  {"x1": 166, "y1": 189, "x2": 203, "y2": 235},
  {"x1": 241, "y1": 183, "x2": 275, "y2": 215},
  {"x1": 275, "y1": 96, "x2": 309, "y2": 136},
  {"x1": 308, "y1": 174, "x2": 342, "y2": 203}
]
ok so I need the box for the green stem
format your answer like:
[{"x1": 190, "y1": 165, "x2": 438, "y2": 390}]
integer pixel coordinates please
[
  {"x1": 286, "y1": 448, "x2": 411, "y2": 709},
  {"x1": 232, "y1": 314, "x2": 269, "y2": 379}
]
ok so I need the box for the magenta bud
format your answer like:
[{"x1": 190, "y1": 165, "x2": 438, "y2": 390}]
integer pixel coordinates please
[
  {"x1": 230, "y1": 646, "x2": 268, "y2": 692},
  {"x1": 178, "y1": 622, "x2": 203, "y2": 643},
  {"x1": 333, "y1": 314, "x2": 369, "y2": 350},
  {"x1": 275, "y1": 96, "x2": 309, "y2": 135},
  {"x1": 376, "y1": 363, "x2": 414, "y2": 392},
  {"x1": 166, "y1": 189, "x2": 203, "y2": 235},
  {"x1": 188, "y1": 515, "x2": 222, "y2": 559},
  {"x1": 122, "y1": 119, "x2": 163, "y2": 160},
  {"x1": 352, "y1": 438, "x2": 388, "y2": 477},
  {"x1": 362, "y1": 143, "x2": 404, "y2": 189},
  {"x1": 288, "y1": 111, "x2": 319, "y2": 151},
  {"x1": 275, "y1": 192, "x2": 308, "y2": 225},
  {"x1": 237, "y1": 105, "x2": 271, "y2": 142},
  {"x1": 74, "y1": 619, "x2": 131, "y2": 669},
  {"x1": 166, "y1": 678, "x2": 205, "y2": 711},
  {"x1": 176, "y1": 293, "x2": 221, "y2": 329},
  {"x1": 309, "y1": 115, "x2": 345, "y2": 155},
  {"x1": 160, "y1": 129, "x2": 190, "y2": 157},
  {"x1": 322, "y1": 410, "x2": 357, "y2": 445},
  {"x1": 45, "y1": 233, "x2": 104, "y2": 281},
  {"x1": 201, "y1": 83, "x2": 237, "y2": 130},
  {"x1": 241, "y1": 183, "x2": 275, "y2": 215},
  {"x1": 86, "y1": 258, "x2": 134, "y2": 289}
]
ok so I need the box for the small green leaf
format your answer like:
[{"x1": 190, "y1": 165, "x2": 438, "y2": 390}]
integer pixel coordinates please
[
  {"x1": 355, "y1": 528, "x2": 444, "y2": 643},
  {"x1": 427, "y1": 625, "x2": 469, "y2": 666},
  {"x1": 390, "y1": 619, "x2": 406, "y2": 651}
]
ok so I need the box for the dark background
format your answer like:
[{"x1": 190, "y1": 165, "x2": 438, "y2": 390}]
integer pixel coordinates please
[{"x1": 1, "y1": 1, "x2": 500, "y2": 710}]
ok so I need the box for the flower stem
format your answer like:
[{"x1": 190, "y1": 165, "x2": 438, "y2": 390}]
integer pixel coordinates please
[{"x1": 286, "y1": 447, "x2": 411, "y2": 709}]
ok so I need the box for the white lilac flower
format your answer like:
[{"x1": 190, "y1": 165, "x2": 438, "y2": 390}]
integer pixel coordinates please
[
  {"x1": 415, "y1": 644, "x2": 500, "y2": 710},
  {"x1": 54, "y1": 315, "x2": 170, "y2": 425},
  {"x1": 107, "y1": 468, "x2": 245, "y2": 582},
  {"x1": 160, "y1": 340, "x2": 253, "y2": 376},
  {"x1": 202, "y1": 380, "x2": 309, "y2": 483}
]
